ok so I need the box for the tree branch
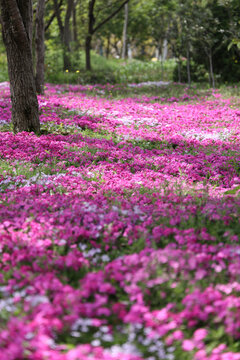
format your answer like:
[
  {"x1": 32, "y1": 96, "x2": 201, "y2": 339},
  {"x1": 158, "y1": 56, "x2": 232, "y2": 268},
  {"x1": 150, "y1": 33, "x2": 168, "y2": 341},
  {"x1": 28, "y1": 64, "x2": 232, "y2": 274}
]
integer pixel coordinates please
[
  {"x1": 88, "y1": 0, "x2": 96, "y2": 34},
  {"x1": 45, "y1": 0, "x2": 63, "y2": 32},
  {"x1": 53, "y1": 0, "x2": 64, "y2": 40},
  {"x1": 93, "y1": 0, "x2": 129, "y2": 34}
]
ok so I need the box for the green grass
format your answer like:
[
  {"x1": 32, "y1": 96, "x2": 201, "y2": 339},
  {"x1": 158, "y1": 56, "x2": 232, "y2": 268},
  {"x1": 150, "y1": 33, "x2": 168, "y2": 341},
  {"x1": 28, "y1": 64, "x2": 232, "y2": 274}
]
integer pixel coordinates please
[
  {"x1": 44, "y1": 49, "x2": 176, "y2": 84},
  {"x1": 0, "y1": 52, "x2": 8, "y2": 82}
]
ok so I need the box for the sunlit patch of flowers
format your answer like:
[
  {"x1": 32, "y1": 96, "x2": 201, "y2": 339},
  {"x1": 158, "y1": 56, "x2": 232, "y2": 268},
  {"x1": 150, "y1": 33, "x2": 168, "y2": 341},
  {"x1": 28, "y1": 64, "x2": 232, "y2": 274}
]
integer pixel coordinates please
[{"x1": 0, "y1": 81, "x2": 240, "y2": 359}]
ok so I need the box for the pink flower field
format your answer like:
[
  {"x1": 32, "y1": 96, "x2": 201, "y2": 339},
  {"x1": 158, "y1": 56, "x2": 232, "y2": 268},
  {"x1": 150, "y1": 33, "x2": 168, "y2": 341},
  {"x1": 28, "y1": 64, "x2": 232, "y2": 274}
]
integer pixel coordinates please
[{"x1": 0, "y1": 82, "x2": 240, "y2": 360}]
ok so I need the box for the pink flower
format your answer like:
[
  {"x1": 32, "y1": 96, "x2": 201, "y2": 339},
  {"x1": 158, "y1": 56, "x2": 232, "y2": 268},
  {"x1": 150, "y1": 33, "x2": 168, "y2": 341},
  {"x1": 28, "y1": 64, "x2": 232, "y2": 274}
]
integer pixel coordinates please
[
  {"x1": 194, "y1": 349, "x2": 207, "y2": 359},
  {"x1": 172, "y1": 330, "x2": 184, "y2": 341},
  {"x1": 193, "y1": 328, "x2": 208, "y2": 341},
  {"x1": 182, "y1": 339, "x2": 195, "y2": 351}
]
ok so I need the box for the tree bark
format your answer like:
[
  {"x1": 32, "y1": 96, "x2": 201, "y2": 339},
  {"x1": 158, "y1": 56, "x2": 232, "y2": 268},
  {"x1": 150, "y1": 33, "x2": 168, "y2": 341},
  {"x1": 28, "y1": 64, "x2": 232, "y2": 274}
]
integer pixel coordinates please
[
  {"x1": 121, "y1": 2, "x2": 128, "y2": 59},
  {"x1": 106, "y1": 34, "x2": 110, "y2": 58},
  {"x1": 178, "y1": 59, "x2": 181, "y2": 83},
  {"x1": 85, "y1": 0, "x2": 95, "y2": 71},
  {"x1": 0, "y1": 0, "x2": 40, "y2": 134},
  {"x1": 35, "y1": 0, "x2": 45, "y2": 95},
  {"x1": 162, "y1": 38, "x2": 168, "y2": 61},
  {"x1": 186, "y1": 41, "x2": 191, "y2": 86},
  {"x1": 156, "y1": 42, "x2": 160, "y2": 60},
  {"x1": 63, "y1": 0, "x2": 74, "y2": 71},
  {"x1": 85, "y1": 0, "x2": 129, "y2": 71},
  {"x1": 161, "y1": 55, "x2": 164, "y2": 81},
  {"x1": 85, "y1": 34, "x2": 92, "y2": 71},
  {"x1": 209, "y1": 49, "x2": 215, "y2": 88},
  {"x1": 72, "y1": 0, "x2": 78, "y2": 48},
  {"x1": 53, "y1": 0, "x2": 73, "y2": 71},
  {"x1": 53, "y1": 0, "x2": 64, "y2": 41},
  {"x1": 113, "y1": 39, "x2": 121, "y2": 58}
]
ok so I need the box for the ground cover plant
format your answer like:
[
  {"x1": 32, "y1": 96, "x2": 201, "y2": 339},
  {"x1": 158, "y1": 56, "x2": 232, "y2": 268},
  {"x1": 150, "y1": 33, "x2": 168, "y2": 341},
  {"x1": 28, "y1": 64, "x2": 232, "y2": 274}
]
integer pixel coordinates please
[{"x1": 0, "y1": 81, "x2": 240, "y2": 360}]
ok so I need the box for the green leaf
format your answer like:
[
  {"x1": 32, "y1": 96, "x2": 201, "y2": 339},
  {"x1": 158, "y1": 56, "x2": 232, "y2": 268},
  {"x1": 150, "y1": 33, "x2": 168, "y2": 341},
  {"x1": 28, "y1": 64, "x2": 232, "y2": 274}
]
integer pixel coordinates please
[{"x1": 224, "y1": 185, "x2": 240, "y2": 195}]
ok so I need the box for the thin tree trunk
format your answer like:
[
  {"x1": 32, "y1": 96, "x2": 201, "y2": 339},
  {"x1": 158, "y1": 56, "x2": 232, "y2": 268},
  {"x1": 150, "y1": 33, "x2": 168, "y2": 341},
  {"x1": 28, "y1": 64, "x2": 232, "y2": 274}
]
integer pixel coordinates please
[
  {"x1": 53, "y1": 0, "x2": 73, "y2": 71},
  {"x1": 128, "y1": 44, "x2": 132, "y2": 59},
  {"x1": 99, "y1": 38, "x2": 103, "y2": 56},
  {"x1": 156, "y1": 42, "x2": 160, "y2": 60},
  {"x1": 85, "y1": 0, "x2": 95, "y2": 71},
  {"x1": 63, "y1": 0, "x2": 74, "y2": 71},
  {"x1": 85, "y1": 34, "x2": 92, "y2": 71},
  {"x1": 162, "y1": 38, "x2": 168, "y2": 61},
  {"x1": 85, "y1": 0, "x2": 129, "y2": 70},
  {"x1": 53, "y1": 0, "x2": 64, "y2": 41},
  {"x1": 186, "y1": 41, "x2": 191, "y2": 86},
  {"x1": 113, "y1": 40, "x2": 121, "y2": 58},
  {"x1": 160, "y1": 39, "x2": 168, "y2": 81},
  {"x1": 178, "y1": 59, "x2": 181, "y2": 83},
  {"x1": 106, "y1": 34, "x2": 110, "y2": 58},
  {"x1": 0, "y1": 0, "x2": 40, "y2": 134},
  {"x1": 161, "y1": 56, "x2": 164, "y2": 81},
  {"x1": 35, "y1": 0, "x2": 45, "y2": 95},
  {"x1": 121, "y1": 2, "x2": 128, "y2": 59},
  {"x1": 72, "y1": 0, "x2": 78, "y2": 48},
  {"x1": 208, "y1": 64, "x2": 211, "y2": 86},
  {"x1": 209, "y1": 50, "x2": 215, "y2": 88}
]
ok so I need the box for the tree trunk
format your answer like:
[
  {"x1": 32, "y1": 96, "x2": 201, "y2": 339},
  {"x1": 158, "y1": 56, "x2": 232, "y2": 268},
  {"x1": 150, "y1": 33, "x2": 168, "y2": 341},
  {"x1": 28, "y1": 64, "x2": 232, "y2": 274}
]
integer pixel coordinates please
[
  {"x1": 161, "y1": 56, "x2": 164, "y2": 81},
  {"x1": 186, "y1": 41, "x2": 191, "y2": 86},
  {"x1": 178, "y1": 59, "x2": 181, "y2": 83},
  {"x1": 63, "y1": 0, "x2": 74, "y2": 71},
  {"x1": 128, "y1": 44, "x2": 132, "y2": 59},
  {"x1": 156, "y1": 42, "x2": 160, "y2": 60},
  {"x1": 85, "y1": 35, "x2": 92, "y2": 71},
  {"x1": 72, "y1": 0, "x2": 78, "y2": 49},
  {"x1": 121, "y1": 2, "x2": 128, "y2": 59},
  {"x1": 99, "y1": 38, "x2": 103, "y2": 56},
  {"x1": 113, "y1": 40, "x2": 121, "y2": 58},
  {"x1": 53, "y1": 0, "x2": 64, "y2": 41},
  {"x1": 106, "y1": 34, "x2": 110, "y2": 58},
  {"x1": 85, "y1": 0, "x2": 95, "y2": 71},
  {"x1": 35, "y1": 0, "x2": 45, "y2": 95},
  {"x1": 0, "y1": 0, "x2": 40, "y2": 134},
  {"x1": 53, "y1": 0, "x2": 73, "y2": 71},
  {"x1": 209, "y1": 49, "x2": 215, "y2": 88},
  {"x1": 85, "y1": 0, "x2": 129, "y2": 70},
  {"x1": 162, "y1": 38, "x2": 168, "y2": 61}
]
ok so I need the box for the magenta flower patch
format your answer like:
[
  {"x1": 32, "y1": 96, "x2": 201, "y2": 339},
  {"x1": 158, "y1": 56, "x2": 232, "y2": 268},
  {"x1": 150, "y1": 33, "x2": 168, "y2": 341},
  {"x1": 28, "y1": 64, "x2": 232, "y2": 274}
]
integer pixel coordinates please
[{"x1": 0, "y1": 82, "x2": 240, "y2": 359}]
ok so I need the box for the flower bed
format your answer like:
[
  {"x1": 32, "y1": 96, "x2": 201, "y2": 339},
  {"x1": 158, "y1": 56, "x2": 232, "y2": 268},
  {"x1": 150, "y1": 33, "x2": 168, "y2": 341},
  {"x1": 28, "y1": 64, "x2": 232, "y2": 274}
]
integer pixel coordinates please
[{"x1": 0, "y1": 83, "x2": 240, "y2": 359}]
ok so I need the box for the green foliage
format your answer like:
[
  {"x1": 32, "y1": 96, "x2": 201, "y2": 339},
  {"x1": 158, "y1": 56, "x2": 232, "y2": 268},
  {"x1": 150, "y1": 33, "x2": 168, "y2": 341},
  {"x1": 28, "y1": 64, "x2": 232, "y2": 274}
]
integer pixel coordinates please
[
  {"x1": 173, "y1": 60, "x2": 209, "y2": 83},
  {"x1": 115, "y1": 59, "x2": 175, "y2": 83},
  {"x1": 0, "y1": 45, "x2": 8, "y2": 82},
  {"x1": 0, "y1": 0, "x2": 240, "y2": 85},
  {"x1": 44, "y1": 47, "x2": 175, "y2": 84}
]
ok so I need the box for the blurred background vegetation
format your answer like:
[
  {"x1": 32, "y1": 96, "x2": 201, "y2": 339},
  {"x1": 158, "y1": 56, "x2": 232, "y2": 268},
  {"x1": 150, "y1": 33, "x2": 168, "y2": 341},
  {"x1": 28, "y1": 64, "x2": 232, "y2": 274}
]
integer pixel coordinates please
[{"x1": 0, "y1": 0, "x2": 240, "y2": 86}]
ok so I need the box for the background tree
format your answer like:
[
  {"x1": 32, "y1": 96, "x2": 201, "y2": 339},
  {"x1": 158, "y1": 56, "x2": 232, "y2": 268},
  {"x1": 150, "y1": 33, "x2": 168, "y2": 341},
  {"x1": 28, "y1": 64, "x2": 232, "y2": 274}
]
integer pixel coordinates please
[
  {"x1": 121, "y1": 2, "x2": 128, "y2": 59},
  {"x1": 148, "y1": 0, "x2": 176, "y2": 78},
  {"x1": 97, "y1": 15, "x2": 123, "y2": 58},
  {"x1": 53, "y1": 0, "x2": 74, "y2": 70},
  {"x1": 0, "y1": 0, "x2": 40, "y2": 134},
  {"x1": 35, "y1": 0, "x2": 46, "y2": 94},
  {"x1": 128, "y1": 0, "x2": 151, "y2": 58},
  {"x1": 84, "y1": 0, "x2": 130, "y2": 71}
]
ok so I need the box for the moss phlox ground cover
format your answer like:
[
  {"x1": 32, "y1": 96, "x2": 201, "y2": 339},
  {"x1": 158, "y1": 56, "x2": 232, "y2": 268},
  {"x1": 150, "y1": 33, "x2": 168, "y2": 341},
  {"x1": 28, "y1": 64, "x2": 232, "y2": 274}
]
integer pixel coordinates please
[{"x1": 0, "y1": 83, "x2": 240, "y2": 360}]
